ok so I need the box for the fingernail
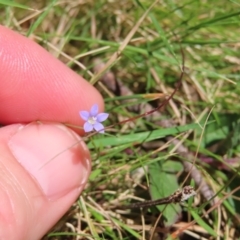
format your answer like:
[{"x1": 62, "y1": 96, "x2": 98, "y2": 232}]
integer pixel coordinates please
[{"x1": 8, "y1": 123, "x2": 91, "y2": 200}]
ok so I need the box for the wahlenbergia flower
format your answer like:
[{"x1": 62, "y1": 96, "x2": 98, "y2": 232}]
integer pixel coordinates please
[{"x1": 79, "y1": 104, "x2": 109, "y2": 134}]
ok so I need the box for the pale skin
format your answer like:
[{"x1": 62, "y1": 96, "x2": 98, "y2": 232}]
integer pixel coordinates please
[{"x1": 0, "y1": 25, "x2": 104, "y2": 239}]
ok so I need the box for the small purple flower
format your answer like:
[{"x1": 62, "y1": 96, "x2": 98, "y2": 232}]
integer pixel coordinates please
[{"x1": 79, "y1": 104, "x2": 109, "y2": 134}]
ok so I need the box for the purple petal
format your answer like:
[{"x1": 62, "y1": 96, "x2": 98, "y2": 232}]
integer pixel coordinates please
[
  {"x1": 90, "y1": 104, "x2": 98, "y2": 117},
  {"x1": 96, "y1": 113, "x2": 109, "y2": 122},
  {"x1": 80, "y1": 111, "x2": 90, "y2": 121},
  {"x1": 83, "y1": 122, "x2": 94, "y2": 132},
  {"x1": 93, "y1": 122, "x2": 105, "y2": 133}
]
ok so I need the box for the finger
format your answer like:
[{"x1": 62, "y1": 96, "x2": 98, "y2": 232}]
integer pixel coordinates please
[
  {"x1": 0, "y1": 122, "x2": 91, "y2": 239},
  {"x1": 0, "y1": 25, "x2": 103, "y2": 128}
]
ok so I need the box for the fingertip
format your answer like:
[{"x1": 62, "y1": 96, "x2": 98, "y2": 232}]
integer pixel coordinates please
[{"x1": 0, "y1": 25, "x2": 105, "y2": 126}]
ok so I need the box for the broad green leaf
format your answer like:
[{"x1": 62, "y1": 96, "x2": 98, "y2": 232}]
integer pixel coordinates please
[
  {"x1": 149, "y1": 161, "x2": 181, "y2": 226},
  {"x1": 199, "y1": 113, "x2": 240, "y2": 147}
]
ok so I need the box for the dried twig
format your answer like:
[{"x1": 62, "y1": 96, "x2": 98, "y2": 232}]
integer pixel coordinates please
[{"x1": 120, "y1": 186, "x2": 196, "y2": 209}]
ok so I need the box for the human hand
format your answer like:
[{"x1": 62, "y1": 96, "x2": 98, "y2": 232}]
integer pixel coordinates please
[{"x1": 0, "y1": 25, "x2": 103, "y2": 239}]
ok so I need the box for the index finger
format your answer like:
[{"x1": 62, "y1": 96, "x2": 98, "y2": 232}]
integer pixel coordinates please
[{"x1": 0, "y1": 26, "x2": 103, "y2": 131}]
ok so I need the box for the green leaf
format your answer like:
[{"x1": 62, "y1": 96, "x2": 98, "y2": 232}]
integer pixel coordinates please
[
  {"x1": 88, "y1": 122, "x2": 200, "y2": 149},
  {"x1": 200, "y1": 113, "x2": 240, "y2": 147},
  {"x1": 162, "y1": 160, "x2": 183, "y2": 172},
  {"x1": 0, "y1": 0, "x2": 34, "y2": 10},
  {"x1": 149, "y1": 161, "x2": 181, "y2": 226},
  {"x1": 89, "y1": 168, "x2": 102, "y2": 181}
]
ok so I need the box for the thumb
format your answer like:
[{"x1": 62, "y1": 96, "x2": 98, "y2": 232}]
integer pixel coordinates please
[{"x1": 0, "y1": 122, "x2": 91, "y2": 240}]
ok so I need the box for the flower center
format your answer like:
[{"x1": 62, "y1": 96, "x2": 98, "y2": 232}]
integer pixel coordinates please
[{"x1": 88, "y1": 116, "x2": 97, "y2": 125}]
